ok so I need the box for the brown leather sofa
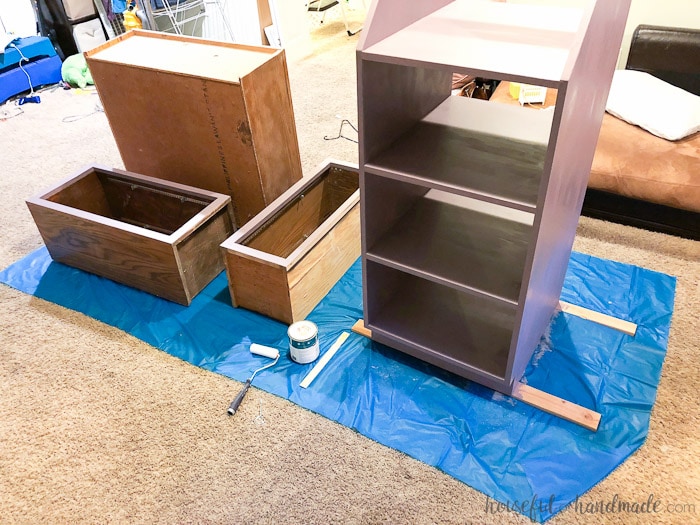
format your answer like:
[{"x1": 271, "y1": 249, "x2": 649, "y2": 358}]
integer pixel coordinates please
[{"x1": 583, "y1": 25, "x2": 699, "y2": 240}]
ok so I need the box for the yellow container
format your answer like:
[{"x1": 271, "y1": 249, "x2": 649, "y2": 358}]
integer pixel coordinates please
[
  {"x1": 123, "y1": 2, "x2": 143, "y2": 31},
  {"x1": 509, "y1": 82, "x2": 521, "y2": 99}
]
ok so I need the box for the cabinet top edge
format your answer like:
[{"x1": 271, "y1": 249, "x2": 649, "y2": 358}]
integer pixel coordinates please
[
  {"x1": 359, "y1": 0, "x2": 598, "y2": 81},
  {"x1": 86, "y1": 30, "x2": 282, "y2": 82}
]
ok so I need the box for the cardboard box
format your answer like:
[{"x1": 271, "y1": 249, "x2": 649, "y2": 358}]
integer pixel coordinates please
[
  {"x1": 27, "y1": 165, "x2": 235, "y2": 305},
  {"x1": 85, "y1": 30, "x2": 303, "y2": 228},
  {"x1": 72, "y1": 17, "x2": 106, "y2": 52},
  {"x1": 221, "y1": 160, "x2": 360, "y2": 323},
  {"x1": 61, "y1": 0, "x2": 96, "y2": 21}
]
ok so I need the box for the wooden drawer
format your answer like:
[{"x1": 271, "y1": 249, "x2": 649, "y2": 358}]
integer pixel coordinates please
[
  {"x1": 85, "y1": 29, "x2": 302, "y2": 228},
  {"x1": 26, "y1": 166, "x2": 235, "y2": 305},
  {"x1": 221, "y1": 160, "x2": 360, "y2": 324}
]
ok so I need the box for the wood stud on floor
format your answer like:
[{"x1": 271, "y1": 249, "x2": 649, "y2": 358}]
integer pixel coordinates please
[{"x1": 351, "y1": 300, "x2": 638, "y2": 433}]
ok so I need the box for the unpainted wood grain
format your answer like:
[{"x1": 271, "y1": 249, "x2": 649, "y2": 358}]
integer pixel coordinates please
[
  {"x1": 287, "y1": 202, "x2": 361, "y2": 322},
  {"x1": 559, "y1": 300, "x2": 637, "y2": 336},
  {"x1": 27, "y1": 201, "x2": 187, "y2": 303},
  {"x1": 86, "y1": 32, "x2": 301, "y2": 228},
  {"x1": 512, "y1": 383, "x2": 601, "y2": 432},
  {"x1": 28, "y1": 167, "x2": 235, "y2": 305},
  {"x1": 177, "y1": 206, "x2": 235, "y2": 303},
  {"x1": 222, "y1": 162, "x2": 360, "y2": 323},
  {"x1": 351, "y1": 319, "x2": 372, "y2": 338},
  {"x1": 319, "y1": 167, "x2": 360, "y2": 218},
  {"x1": 244, "y1": 175, "x2": 326, "y2": 258},
  {"x1": 224, "y1": 251, "x2": 291, "y2": 322},
  {"x1": 100, "y1": 175, "x2": 211, "y2": 235},
  {"x1": 46, "y1": 169, "x2": 111, "y2": 217},
  {"x1": 244, "y1": 167, "x2": 358, "y2": 258},
  {"x1": 240, "y1": 51, "x2": 303, "y2": 221}
]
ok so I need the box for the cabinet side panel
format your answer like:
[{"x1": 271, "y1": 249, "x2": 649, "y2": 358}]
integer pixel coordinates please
[
  {"x1": 358, "y1": 59, "x2": 451, "y2": 164},
  {"x1": 241, "y1": 51, "x2": 303, "y2": 224},
  {"x1": 358, "y1": 0, "x2": 453, "y2": 51},
  {"x1": 510, "y1": 0, "x2": 631, "y2": 384}
]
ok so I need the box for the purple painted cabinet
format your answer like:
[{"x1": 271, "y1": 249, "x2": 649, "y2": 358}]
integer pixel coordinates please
[{"x1": 356, "y1": 0, "x2": 630, "y2": 395}]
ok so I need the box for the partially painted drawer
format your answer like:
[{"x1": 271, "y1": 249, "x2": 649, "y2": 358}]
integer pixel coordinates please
[
  {"x1": 26, "y1": 165, "x2": 235, "y2": 305},
  {"x1": 221, "y1": 160, "x2": 360, "y2": 323}
]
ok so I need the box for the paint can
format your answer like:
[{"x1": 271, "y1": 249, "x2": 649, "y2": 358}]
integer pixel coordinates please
[{"x1": 288, "y1": 320, "x2": 319, "y2": 364}]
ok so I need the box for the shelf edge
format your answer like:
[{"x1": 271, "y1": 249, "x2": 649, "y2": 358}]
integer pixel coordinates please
[
  {"x1": 364, "y1": 165, "x2": 538, "y2": 215},
  {"x1": 364, "y1": 253, "x2": 520, "y2": 307}
]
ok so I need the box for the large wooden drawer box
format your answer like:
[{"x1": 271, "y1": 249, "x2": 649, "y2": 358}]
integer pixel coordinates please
[
  {"x1": 85, "y1": 29, "x2": 303, "y2": 228},
  {"x1": 26, "y1": 166, "x2": 235, "y2": 305},
  {"x1": 221, "y1": 160, "x2": 360, "y2": 324}
]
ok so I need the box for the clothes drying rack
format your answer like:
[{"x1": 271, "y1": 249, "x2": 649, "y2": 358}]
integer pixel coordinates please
[{"x1": 93, "y1": 0, "x2": 234, "y2": 41}]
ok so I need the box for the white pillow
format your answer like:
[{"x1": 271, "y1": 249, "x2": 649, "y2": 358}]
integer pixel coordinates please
[{"x1": 605, "y1": 69, "x2": 700, "y2": 141}]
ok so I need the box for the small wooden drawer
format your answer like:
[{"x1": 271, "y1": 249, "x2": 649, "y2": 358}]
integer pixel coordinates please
[
  {"x1": 221, "y1": 160, "x2": 360, "y2": 324},
  {"x1": 26, "y1": 165, "x2": 235, "y2": 305}
]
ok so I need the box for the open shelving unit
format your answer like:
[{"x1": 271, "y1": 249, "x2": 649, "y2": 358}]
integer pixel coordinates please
[{"x1": 357, "y1": 0, "x2": 630, "y2": 396}]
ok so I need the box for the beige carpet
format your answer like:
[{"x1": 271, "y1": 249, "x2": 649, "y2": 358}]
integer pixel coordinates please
[{"x1": 1, "y1": 10, "x2": 698, "y2": 525}]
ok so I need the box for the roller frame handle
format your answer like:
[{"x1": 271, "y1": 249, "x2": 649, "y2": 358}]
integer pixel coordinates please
[{"x1": 227, "y1": 378, "x2": 252, "y2": 416}]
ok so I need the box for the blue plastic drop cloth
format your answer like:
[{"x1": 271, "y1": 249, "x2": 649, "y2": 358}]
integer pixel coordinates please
[{"x1": 0, "y1": 248, "x2": 675, "y2": 522}]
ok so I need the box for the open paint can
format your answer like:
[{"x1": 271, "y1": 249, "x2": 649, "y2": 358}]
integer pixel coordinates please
[{"x1": 288, "y1": 320, "x2": 319, "y2": 364}]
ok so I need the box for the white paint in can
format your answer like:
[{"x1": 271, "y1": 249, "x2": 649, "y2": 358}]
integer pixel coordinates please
[{"x1": 288, "y1": 320, "x2": 319, "y2": 364}]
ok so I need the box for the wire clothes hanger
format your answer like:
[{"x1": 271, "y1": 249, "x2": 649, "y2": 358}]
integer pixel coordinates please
[{"x1": 324, "y1": 118, "x2": 358, "y2": 143}]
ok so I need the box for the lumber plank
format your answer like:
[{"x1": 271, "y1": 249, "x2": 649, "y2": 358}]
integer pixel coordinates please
[
  {"x1": 351, "y1": 318, "x2": 601, "y2": 431},
  {"x1": 559, "y1": 300, "x2": 637, "y2": 336},
  {"x1": 351, "y1": 319, "x2": 372, "y2": 338},
  {"x1": 511, "y1": 382, "x2": 601, "y2": 432}
]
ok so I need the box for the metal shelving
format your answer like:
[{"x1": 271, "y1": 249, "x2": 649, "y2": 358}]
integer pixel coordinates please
[{"x1": 93, "y1": 0, "x2": 234, "y2": 40}]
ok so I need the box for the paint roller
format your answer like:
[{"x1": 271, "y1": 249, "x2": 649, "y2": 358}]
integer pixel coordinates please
[{"x1": 227, "y1": 344, "x2": 279, "y2": 416}]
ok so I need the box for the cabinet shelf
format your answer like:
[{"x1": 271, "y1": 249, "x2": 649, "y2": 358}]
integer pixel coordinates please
[
  {"x1": 358, "y1": 0, "x2": 630, "y2": 395},
  {"x1": 365, "y1": 262, "x2": 514, "y2": 380},
  {"x1": 365, "y1": 95, "x2": 551, "y2": 212},
  {"x1": 365, "y1": 188, "x2": 531, "y2": 305},
  {"x1": 362, "y1": 1, "x2": 584, "y2": 84}
]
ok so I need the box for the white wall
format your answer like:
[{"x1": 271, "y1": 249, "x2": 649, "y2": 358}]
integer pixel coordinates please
[
  {"x1": 620, "y1": 0, "x2": 700, "y2": 65},
  {"x1": 204, "y1": 0, "x2": 263, "y2": 44},
  {"x1": 507, "y1": 0, "x2": 700, "y2": 66},
  {"x1": 626, "y1": 0, "x2": 700, "y2": 30},
  {"x1": 203, "y1": 0, "x2": 309, "y2": 47},
  {"x1": 0, "y1": 0, "x2": 37, "y2": 39}
]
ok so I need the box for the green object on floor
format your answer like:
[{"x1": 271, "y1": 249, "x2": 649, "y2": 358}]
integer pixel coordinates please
[{"x1": 61, "y1": 54, "x2": 94, "y2": 89}]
